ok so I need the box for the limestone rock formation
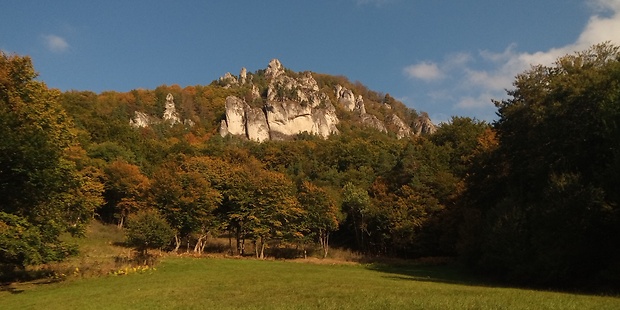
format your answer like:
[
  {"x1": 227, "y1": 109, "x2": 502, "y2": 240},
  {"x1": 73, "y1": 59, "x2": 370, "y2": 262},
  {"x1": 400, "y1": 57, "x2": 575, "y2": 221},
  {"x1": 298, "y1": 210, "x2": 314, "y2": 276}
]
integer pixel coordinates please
[
  {"x1": 162, "y1": 93, "x2": 181, "y2": 126},
  {"x1": 129, "y1": 111, "x2": 154, "y2": 128},
  {"x1": 387, "y1": 114, "x2": 413, "y2": 139},
  {"x1": 130, "y1": 93, "x2": 192, "y2": 128},
  {"x1": 222, "y1": 96, "x2": 246, "y2": 136},
  {"x1": 219, "y1": 59, "x2": 339, "y2": 141},
  {"x1": 219, "y1": 72, "x2": 238, "y2": 88},
  {"x1": 245, "y1": 106, "x2": 270, "y2": 142},
  {"x1": 413, "y1": 113, "x2": 437, "y2": 135},
  {"x1": 360, "y1": 113, "x2": 387, "y2": 133},
  {"x1": 265, "y1": 59, "x2": 285, "y2": 79},
  {"x1": 240, "y1": 67, "x2": 247, "y2": 84},
  {"x1": 218, "y1": 59, "x2": 435, "y2": 142}
]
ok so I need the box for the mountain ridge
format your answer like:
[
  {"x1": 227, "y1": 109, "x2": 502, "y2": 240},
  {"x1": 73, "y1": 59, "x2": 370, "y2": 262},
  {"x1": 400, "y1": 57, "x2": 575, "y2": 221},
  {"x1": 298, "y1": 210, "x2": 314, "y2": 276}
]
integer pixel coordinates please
[{"x1": 217, "y1": 59, "x2": 436, "y2": 142}]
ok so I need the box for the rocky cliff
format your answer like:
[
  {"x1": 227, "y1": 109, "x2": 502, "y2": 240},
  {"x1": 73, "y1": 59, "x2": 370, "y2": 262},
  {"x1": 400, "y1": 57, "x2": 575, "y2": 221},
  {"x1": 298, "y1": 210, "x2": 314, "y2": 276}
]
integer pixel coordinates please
[
  {"x1": 219, "y1": 59, "x2": 435, "y2": 141},
  {"x1": 130, "y1": 93, "x2": 193, "y2": 128}
]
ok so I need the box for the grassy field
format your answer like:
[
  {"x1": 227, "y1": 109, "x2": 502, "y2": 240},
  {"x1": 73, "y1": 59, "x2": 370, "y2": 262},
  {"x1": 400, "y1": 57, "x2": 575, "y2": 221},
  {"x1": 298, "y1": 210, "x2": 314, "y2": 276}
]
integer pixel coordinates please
[
  {"x1": 1, "y1": 222, "x2": 619, "y2": 309},
  {"x1": 1, "y1": 256, "x2": 619, "y2": 309}
]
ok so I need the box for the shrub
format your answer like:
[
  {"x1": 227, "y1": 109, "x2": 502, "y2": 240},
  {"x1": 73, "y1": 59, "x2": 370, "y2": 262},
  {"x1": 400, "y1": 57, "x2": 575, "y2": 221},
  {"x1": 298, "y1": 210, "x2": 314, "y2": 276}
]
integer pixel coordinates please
[{"x1": 125, "y1": 210, "x2": 174, "y2": 257}]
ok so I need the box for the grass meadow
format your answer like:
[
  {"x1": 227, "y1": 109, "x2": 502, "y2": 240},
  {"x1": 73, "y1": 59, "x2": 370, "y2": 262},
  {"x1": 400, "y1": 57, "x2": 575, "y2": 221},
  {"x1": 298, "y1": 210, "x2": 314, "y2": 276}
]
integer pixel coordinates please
[{"x1": 1, "y1": 222, "x2": 619, "y2": 309}]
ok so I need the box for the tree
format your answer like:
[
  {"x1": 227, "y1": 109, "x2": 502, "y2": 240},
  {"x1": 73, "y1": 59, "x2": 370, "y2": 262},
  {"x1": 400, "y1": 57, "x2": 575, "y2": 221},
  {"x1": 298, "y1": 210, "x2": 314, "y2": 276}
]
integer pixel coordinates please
[
  {"x1": 0, "y1": 53, "x2": 99, "y2": 272},
  {"x1": 102, "y1": 160, "x2": 150, "y2": 227},
  {"x1": 150, "y1": 157, "x2": 222, "y2": 253},
  {"x1": 248, "y1": 170, "x2": 301, "y2": 259},
  {"x1": 341, "y1": 182, "x2": 372, "y2": 251},
  {"x1": 430, "y1": 117, "x2": 489, "y2": 177},
  {"x1": 461, "y1": 43, "x2": 620, "y2": 286},
  {"x1": 125, "y1": 210, "x2": 174, "y2": 258},
  {"x1": 297, "y1": 181, "x2": 341, "y2": 258}
]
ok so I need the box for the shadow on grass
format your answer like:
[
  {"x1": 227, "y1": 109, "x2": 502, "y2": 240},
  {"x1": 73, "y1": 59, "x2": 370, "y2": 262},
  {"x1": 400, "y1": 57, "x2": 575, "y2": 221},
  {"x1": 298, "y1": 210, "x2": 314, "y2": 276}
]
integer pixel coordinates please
[
  {"x1": 365, "y1": 260, "x2": 492, "y2": 288},
  {"x1": 366, "y1": 259, "x2": 620, "y2": 297},
  {"x1": 1, "y1": 272, "x2": 64, "y2": 295}
]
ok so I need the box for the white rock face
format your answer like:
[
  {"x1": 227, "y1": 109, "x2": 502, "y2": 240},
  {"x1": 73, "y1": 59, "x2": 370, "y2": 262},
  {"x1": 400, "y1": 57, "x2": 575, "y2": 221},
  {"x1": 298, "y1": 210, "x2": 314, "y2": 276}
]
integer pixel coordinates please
[
  {"x1": 219, "y1": 72, "x2": 238, "y2": 88},
  {"x1": 245, "y1": 106, "x2": 270, "y2": 142},
  {"x1": 335, "y1": 85, "x2": 356, "y2": 111},
  {"x1": 224, "y1": 96, "x2": 247, "y2": 136},
  {"x1": 265, "y1": 59, "x2": 285, "y2": 79},
  {"x1": 218, "y1": 59, "x2": 433, "y2": 142},
  {"x1": 219, "y1": 119, "x2": 229, "y2": 137},
  {"x1": 335, "y1": 85, "x2": 366, "y2": 114},
  {"x1": 129, "y1": 111, "x2": 152, "y2": 128},
  {"x1": 413, "y1": 113, "x2": 437, "y2": 135},
  {"x1": 387, "y1": 114, "x2": 413, "y2": 139},
  {"x1": 219, "y1": 60, "x2": 341, "y2": 141},
  {"x1": 265, "y1": 101, "x2": 313, "y2": 136},
  {"x1": 251, "y1": 84, "x2": 261, "y2": 100},
  {"x1": 360, "y1": 113, "x2": 387, "y2": 133},
  {"x1": 240, "y1": 67, "x2": 247, "y2": 84},
  {"x1": 311, "y1": 104, "x2": 340, "y2": 137},
  {"x1": 355, "y1": 95, "x2": 366, "y2": 114},
  {"x1": 162, "y1": 93, "x2": 181, "y2": 126},
  {"x1": 130, "y1": 93, "x2": 190, "y2": 128}
]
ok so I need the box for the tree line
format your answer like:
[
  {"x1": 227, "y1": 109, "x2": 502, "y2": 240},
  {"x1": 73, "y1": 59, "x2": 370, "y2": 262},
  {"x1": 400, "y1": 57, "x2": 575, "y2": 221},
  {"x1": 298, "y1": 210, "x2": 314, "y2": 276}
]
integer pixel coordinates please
[{"x1": 1, "y1": 43, "x2": 619, "y2": 288}]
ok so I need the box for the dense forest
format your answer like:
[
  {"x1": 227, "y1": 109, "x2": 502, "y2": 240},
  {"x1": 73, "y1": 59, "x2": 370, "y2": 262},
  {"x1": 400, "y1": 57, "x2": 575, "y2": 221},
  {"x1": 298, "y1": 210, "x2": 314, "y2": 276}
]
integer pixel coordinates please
[{"x1": 1, "y1": 43, "x2": 619, "y2": 288}]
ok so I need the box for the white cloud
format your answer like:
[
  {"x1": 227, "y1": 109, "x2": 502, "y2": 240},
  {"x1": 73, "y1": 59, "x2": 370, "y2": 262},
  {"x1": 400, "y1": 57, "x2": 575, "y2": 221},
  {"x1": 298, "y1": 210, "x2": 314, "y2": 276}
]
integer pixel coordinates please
[
  {"x1": 444, "y1": 52, "x2": 473, "y2": 69},
  {"x1": 404, "y1": 62, "x2": 445, "y2": 81},
  {"x1": 456, "y1": 93, "x2": 497, "y2": 110},
  {"x1": 405, "y1": 0, "x2": 620, "y2": 120},
  {"x1": 43, "y1": 34, "x2": 69, "y2": 53}
]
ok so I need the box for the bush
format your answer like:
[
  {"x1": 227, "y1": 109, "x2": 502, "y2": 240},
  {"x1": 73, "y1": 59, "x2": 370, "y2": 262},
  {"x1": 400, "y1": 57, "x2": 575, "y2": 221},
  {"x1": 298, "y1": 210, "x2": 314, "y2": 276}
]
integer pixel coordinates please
[{"x1": 125, "y1": 210, "x2": 174, "y2": 256}]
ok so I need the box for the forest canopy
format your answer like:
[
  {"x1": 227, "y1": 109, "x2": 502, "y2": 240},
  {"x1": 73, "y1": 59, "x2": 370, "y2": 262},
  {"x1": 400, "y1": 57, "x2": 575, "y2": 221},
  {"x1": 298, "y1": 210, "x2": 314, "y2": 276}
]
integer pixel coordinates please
[{"x1": 1, "y1": 43, "x2": 619, "y2": 288}]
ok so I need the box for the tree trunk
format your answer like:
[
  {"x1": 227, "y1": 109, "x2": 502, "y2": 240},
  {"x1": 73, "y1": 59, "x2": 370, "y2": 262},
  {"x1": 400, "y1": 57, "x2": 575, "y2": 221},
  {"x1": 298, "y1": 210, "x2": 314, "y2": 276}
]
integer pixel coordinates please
[
  {"x1": 193, "y1": 234, "x2": 206, "y2": 254},
  {"x1": 259, "y1": 236, "x2": 266, "y2": 259},
  {"x1": 173, "y1": 234, "x2": 181, "y2": 252},
  {"x1": 319, "y1": 230, "x2": 330, "y2": 258},
  {"x1": 254, "y1": 239, "x2": 259, "y2": 258},
  {"x1": 323, "y1": 232, "x2": 330, "y2": 258},
  {"x1": 235, "y1": 226, "x2": 242, "y2": 256}
]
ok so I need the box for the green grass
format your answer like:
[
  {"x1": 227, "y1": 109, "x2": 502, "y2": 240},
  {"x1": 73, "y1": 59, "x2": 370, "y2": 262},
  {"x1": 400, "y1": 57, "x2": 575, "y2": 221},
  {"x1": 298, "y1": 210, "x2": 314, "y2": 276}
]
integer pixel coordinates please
[{"x1": 1, "y1": 257, "x2": 619, "y2": 310}]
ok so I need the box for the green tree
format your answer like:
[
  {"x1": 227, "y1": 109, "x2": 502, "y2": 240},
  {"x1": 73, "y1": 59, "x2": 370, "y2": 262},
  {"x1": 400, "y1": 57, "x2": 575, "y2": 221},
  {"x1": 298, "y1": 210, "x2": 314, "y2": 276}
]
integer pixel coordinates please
[
  {"x1": 297, "y1": 181, "x2": 341, "y2": 258},
  {"x1": 341, "y1": 182, "x2": 372, "y2": 251},
  {"x1": 0, "y1": 53, "x2": 98, "y2": 272},
  {"x1": 430, "y1": 117, "x2": 489, "y2": 177},
  {"x1": 461, "y1": 43, "x2": 620, "y2": 286},
  {"x1": 150, "y1": 157, "x2": 222, "y2": 253},
  {"x1": 125, "y1": 210, "x2": 174, "y2": 257}
]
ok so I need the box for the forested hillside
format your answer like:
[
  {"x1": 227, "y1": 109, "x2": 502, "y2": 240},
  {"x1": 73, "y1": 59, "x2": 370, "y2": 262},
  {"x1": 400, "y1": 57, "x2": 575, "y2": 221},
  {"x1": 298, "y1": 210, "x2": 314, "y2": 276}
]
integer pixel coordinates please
[{"x1": 2, "y1": 43, "x2": 619, "y2": 288}]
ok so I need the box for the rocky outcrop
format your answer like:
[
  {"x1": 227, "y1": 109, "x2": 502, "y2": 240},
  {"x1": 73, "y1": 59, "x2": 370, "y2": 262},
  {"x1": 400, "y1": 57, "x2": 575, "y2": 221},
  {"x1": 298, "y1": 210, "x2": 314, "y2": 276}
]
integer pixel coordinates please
[
  {"x1": 335, "y1": 85, "x2": 365, "y2": 114},
  {"x1": 222, "y1": 96, "x2": 246, "y2": 136},
  {"x1": 219, "y1": 72, "x2": 238, "y2": 88},
  {"x1": 265, "y1": 100, "x2": 339, "y2": 139},
  {"x1": 162, "y1": 93, "x2": 181, "y2": 126},
  {"x1": 219, "y1": 59, "x2": 435, "y2": 141},
  {"x1": 387, "y1": 114, "x2": 413, "y2": 139},
  {"x1": 130, "y1": 93, "x2": 193, "y2": 128},
  {"x1": 413, "y1": 113, "x2": 437, "y2": 135},
  {"x1": 240, "y1": 67, "x2": 247, "y2": 84},
  {"x1": 265, "y1": 59, "x2": 285, "y2": 79},
  {"x1": 336, "y1": 86, "x2": 388, "y2": 133},
  {"x1": 129, "y1": 111, "x2": 155, "y2": 128},
  {"x1": 335, "y1": 85, "x2": 356, "y2": 111},
  {"x1": 360, "y1": 113, "x2": 387, "y2": 133},
  {"x1": 245, "y1": 106, "x2": 270, "y2": 142}
]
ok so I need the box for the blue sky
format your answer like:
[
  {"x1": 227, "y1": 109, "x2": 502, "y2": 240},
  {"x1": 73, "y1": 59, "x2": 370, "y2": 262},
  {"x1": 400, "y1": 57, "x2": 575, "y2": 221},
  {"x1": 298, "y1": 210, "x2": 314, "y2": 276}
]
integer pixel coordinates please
[{"x1": 2, "y1": 0, "x2": 620, "y2": 123}]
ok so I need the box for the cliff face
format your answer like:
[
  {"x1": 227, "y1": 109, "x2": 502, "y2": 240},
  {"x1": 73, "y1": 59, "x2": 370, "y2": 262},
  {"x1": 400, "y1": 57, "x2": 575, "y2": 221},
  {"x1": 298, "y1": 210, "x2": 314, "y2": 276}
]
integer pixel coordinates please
[
  {"x1": 219, "y1": 59, "x2": 435, "y2": 141},
  {"x1": 130, "y1": 93, "x2": 193, "y2": 128}
]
